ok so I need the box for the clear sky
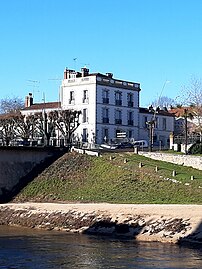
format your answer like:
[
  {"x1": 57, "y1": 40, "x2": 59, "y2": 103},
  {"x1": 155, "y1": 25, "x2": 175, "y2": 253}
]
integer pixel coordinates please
[{"x1": 0, "y1": 0, "x2": 202, "y2": 106}]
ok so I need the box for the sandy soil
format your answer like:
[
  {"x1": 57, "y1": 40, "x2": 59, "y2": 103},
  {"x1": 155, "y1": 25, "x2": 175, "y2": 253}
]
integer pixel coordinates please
[{"x1": 0, "y1": 203, "x2": 201, "y2": 243}]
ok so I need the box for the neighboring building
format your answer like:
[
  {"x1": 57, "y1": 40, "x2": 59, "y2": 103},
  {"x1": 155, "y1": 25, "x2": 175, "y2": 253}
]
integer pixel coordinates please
[
  {"x1": 60, "y1": 67, "x2": 141, "y2": 144},
  {"x1": 169, "y1": 107, "x2": 202, "y2": 148},
  {"x1": 139, "y1": 107, "x2": 175, "y2": 147},
  {"x1": 169, "y1": 107, "x2": 197, "y2": 135},
  {"x1": 22, "y1": 93, "x2": 61, "y2": 116}
]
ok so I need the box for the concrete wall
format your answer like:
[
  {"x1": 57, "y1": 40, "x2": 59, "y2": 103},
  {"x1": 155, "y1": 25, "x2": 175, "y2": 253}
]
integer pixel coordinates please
[
  {"x1": 138, "y1": 151, "x2": 202, "y2": 170},
  {"x1": 0, "y1": 147, "x2": 65, "y2": 201}
]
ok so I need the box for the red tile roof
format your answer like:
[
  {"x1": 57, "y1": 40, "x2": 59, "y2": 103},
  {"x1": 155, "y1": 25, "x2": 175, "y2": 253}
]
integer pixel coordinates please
[
  {"x1": 22, "y1": 102, "x2": 61, "y2": 111},
  {"x1": 169, "y1": 107, "x2": 193, "y2": 117}
]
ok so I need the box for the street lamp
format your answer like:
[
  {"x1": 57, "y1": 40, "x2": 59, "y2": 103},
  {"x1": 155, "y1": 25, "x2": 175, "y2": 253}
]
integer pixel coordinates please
[{"x1": 147, "y1": 105, "x2": 160, "y2": 152}]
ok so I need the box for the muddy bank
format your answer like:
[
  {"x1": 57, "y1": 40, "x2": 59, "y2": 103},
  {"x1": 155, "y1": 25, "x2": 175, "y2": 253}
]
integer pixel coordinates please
[{"x1": 0, "y1": 203, "x2": 201, "y2": 245}]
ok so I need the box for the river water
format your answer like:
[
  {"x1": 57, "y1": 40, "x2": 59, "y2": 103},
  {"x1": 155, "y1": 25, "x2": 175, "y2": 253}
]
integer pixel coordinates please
[{"x1": 0, "y1": 226, "x2": 201, "y2": 269}]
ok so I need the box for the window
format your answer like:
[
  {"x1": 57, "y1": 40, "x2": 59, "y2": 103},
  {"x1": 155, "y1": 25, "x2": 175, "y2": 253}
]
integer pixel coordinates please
[
  {"x1": 82, "y1": 128, "x2": 88, "y2": 142},
  {"x1": 127, "y1": 93, "x2": 134, "y2": 107},
  {"x1": 128, "y1": 111, "x2": 133, "y2": 125},
  {"x1": 69, "y1": 91, "x2": 75, "y2": 104},
  {"x1": 128, "y1": 130, "x2": 133, "y2": 138},
  {"x1": 70, "y1": 72, "x2": 76, "y2": 79},
  {"x1": 155, "y1": 117, "x2": 158, "y2": 128},
  {"x1": 115, "y1": 110, "x2": 122, "y2": 124},
  {"x1": 103, "y1": 128, "x2": 109, "y2": 142},
  {"x1": 162, "y1": 118, "x2": 167, "y2": 130},
  {"x1": 83, "y1": 109, "x2": 88, "y2": 123},
  {"x1": 115, "y1": 91, "x2": 122, "y2": 106},
  {"x1": 143, "y1": 116, "x2": 147, "y2": 128},
  {"x1": 102, "y1": 108, "x2": 109, "y2": 123},
  {"x1": 83, "y1": 90, "x2": 88, "y2": 103},
  {"x1": 103, "y1": 89, "x2": 109, "y2": 104}
]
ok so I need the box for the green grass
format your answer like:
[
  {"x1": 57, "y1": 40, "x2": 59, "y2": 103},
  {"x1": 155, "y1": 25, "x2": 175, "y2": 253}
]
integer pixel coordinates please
[{"x1": 13, "y1": 151, "x2": 202, "y2": 204}]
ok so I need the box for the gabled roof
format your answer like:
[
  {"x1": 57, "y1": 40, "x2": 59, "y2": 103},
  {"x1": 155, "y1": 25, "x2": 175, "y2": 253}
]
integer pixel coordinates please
[
  {"x1": 22, "y1": 102, "x2": 61, "y2": 111},
  {"x1": 139, "y1": 107, "x2": 174, "y2": 117}
]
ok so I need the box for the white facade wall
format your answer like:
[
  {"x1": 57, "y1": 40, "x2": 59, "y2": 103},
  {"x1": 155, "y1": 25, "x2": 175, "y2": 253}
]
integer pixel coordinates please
[
  {"x1": 61, "y1": 76, "x2": 97, "y2": 144},
  {"x1": 60, "y1": 72, "x2": 140, "y2": 144}
]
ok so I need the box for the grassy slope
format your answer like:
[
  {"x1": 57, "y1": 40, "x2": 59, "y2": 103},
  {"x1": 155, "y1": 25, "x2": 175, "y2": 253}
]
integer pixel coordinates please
[{"x1": 13, "y1": 151, "x2": 202, "y2": 204}]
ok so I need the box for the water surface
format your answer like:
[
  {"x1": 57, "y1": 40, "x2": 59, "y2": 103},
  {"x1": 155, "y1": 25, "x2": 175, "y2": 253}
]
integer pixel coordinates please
[{"x1": 0, "y1": 226, "x2": 201, "y2": 269}]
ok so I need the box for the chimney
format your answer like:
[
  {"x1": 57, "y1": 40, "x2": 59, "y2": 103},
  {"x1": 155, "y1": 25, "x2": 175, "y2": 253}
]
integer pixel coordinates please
[
  {"x1": 81, "y1": 67, "x2": 89, "y2": 77},
  {"x1": 64, "y1": 68, "x2": 76, "y2": 79},
  {"x1": 64, "y1": 67, "x2": 68, "y2": 79},
  {"x1": 25, "y1": 93, "x2": 33, "y2": 108},
  {"x1": 106, "y1": 73, "x2": 113, "y2": 78}
]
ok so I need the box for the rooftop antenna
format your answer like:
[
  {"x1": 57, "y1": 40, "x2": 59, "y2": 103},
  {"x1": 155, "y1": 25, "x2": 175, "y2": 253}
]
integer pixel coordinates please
[
  {"x1": 81, "y1": 63, "x2": 90, "y2": 68},
  {"x1": 48, "y1": 78, "x2": 63, "y2": 109},
  {"x1": 73, "y1": 57, "x2": 77, "y2": 70},
  {"x1": 42, "y1": 92, "x2": 46, "y2": 103},
  {"x1": 157, "y1": 80, "x2": 170, "y2": 106},
  {"x1": 26, "y1": 80, "x2": 40, "y2": 102}
]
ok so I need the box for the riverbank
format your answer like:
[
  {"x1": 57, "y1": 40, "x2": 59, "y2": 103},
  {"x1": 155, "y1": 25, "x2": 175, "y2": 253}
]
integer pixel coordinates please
[{"x1": 0, "y1": 203, "x2": 201, "y2": 245}]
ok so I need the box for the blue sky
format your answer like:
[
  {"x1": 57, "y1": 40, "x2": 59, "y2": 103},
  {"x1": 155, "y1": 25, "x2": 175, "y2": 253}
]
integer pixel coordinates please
[{"x1": 0, "y1": 0, "x2": 202, "y2": 106}]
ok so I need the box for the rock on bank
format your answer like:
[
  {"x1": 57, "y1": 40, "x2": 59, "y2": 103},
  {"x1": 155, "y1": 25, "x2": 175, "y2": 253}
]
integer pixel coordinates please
[{"x1": 0, "y1": 203, "x2": 201, "y2": 245}]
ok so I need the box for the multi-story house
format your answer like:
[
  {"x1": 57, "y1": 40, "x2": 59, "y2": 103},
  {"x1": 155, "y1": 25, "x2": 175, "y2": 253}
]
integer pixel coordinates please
[
  {"x1": 139, "y1": 107, "x2": 175, "y2": 148},
  {"x1": 60, "y1": 67, "x2": 141, "y2": 144},
  {"x1": 18, "y1": 68, "x2": 175, "y2": 149}
]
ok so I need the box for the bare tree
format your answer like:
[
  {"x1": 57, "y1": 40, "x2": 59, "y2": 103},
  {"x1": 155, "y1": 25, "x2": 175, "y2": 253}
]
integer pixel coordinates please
[
  {"x1": 33, "y1": 111, "x2": 55, "y2": 146},
  {"x1": 151, "y1": 96, "x2": 176, "y2": 109},
  {"x1": 13, "y1": 113, "x2": 37, "y2": 142},
  {"x1": 0, "y1": 113, "x2": 16, "y2": 145},
  {"x1": 181, "y1": 76, "x2": 202, "y2": 139},
  {"x1": 0, "y1": 96, "x2": 24, "y2": 114},
  {"x1": 181, "y1": 108, "x2": 194, "y2": 154},
  {"x1": 49, "y1": 110, "x2": 81, "y2": 145}
]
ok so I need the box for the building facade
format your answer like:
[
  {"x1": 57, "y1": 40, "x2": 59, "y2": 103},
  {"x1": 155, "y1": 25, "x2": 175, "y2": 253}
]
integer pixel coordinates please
[
  {"x1": 60, "y1": 67, "x2": 141, "y2": 144},
  {"x1": 139, "y1": 107, "x2": 175, "y2": 148},
  {"x1": 19, "y1": 68, "x2": 175, "y2": 148}
]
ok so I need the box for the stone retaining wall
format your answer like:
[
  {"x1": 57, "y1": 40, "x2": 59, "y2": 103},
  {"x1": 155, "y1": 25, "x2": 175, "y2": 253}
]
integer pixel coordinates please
[
  {"x1": 138, "y1": 152, "x2": 202, "y2": 170},
  {"x1": 0, "y1": 147, "x2": 66, "y2": 201}
]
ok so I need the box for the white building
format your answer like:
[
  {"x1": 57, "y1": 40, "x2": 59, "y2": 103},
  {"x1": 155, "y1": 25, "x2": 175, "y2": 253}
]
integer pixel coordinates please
[
  {"x1": 19, "y1": 68, "x2": 175, "y2": 148},
  {"x1": 139, "y1": 107, "x2": 175, "y2": 147},
  {"x1": 60, "y1": 67, "x2": 141, "y2": 144}
]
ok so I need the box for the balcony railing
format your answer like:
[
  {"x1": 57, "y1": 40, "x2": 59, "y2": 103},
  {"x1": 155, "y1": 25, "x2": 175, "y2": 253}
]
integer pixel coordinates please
[
  {"x1": 68, "y1": 99, "x2": 75, "y2": 104},
  {"x1": 102, "y1": 117, "x2": 109, "y2": 124},
  {"x1": 128, "y1": 101, "x2": 134, "y2": 107},
  {"x1": 82, "y1": 98, "x2": 89, "y2": 104},
  {"x1": 115, "y1": 100, "x2": 122, "y2": 106},
  {"x1": 102, "y1": 97, "x2": 109, "y2": 104},
  {"x1": 115, "y1": 119, "x2": 122, "y2": 125}
]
